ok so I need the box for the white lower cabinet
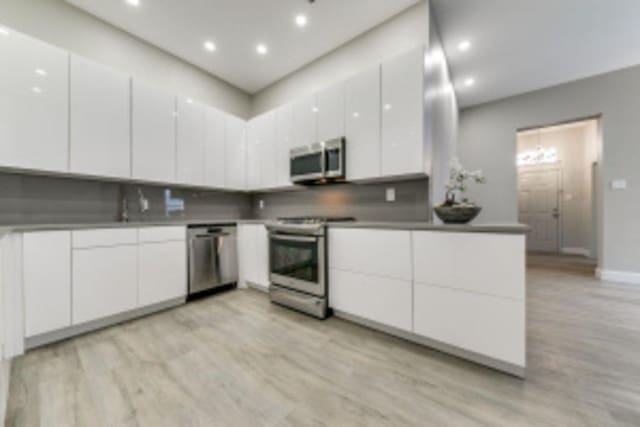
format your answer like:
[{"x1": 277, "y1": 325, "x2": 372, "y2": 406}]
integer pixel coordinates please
[
  {"x1": 330, "y1": 269, "x2": 412, "y2": 331},
  {"x1": 413, "y1": 283, "x2": 525, "y2": 366},
  {"x1": 72, "y1": 244, "x2": 138, "y2": 324},
  {"x1": 138, "y1": 240, "x2": 186, "y2": 307},
  {"x1": 238, "y1": 224, "x2": 269, "y2": 289},
  {"x1": 23, "y1": 231, "x2": 72, "y2": 337}
]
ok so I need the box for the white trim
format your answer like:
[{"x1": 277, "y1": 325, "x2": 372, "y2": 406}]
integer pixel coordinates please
[
  {"x1": 560, "y1": 247, "x2": 591, "y2": 257},
  {"x1": 597, "y1": 268, "x2": 640, "y2": 285}
]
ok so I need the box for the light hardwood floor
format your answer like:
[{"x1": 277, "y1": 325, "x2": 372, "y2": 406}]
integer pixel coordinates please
[{"x1": 6, "y1": 260, "x2": 640, "y2": 426}]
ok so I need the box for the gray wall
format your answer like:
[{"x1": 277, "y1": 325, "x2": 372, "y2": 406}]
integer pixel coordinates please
[
  {"x1": 458, "y1": 64, "x2": 640, "y2": 273},
  {"x1": 251, "y1": 1, "x2": 429, "y2": 115},
  {"x1": 0, "y1": 172, "x2": 252, "y2": 225},
  {"x1": 0, "y1": 0, "x2": 251, "y2": 118},
  {"x1": 251, "y1": 179, "x2": 430, "y2": 222}
]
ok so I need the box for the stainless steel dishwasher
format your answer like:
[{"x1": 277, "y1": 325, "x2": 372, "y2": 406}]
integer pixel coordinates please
[{"x1": 188, "y1": 225, "x2": 238, "y2": 297}]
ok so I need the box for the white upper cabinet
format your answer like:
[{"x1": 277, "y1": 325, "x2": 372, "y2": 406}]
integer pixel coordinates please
[
  {"x1": 291, "y1": 95, "x2": 317, "y2": 147},
  {"x1": 204, "y1": 106, "x2": 226, "y2": 188},
  {"x1": 131, "y1": 80, "x2": 176, "y2": 183},
  {"x1": 345, "y1": 65, "x2": 382, "y2": 181},
  {"x1": 70, "y1": 55, "x2": 131, "y2": 178},
  {"x1": 248, "y1": 111, "x2": 277, "y2": 190},
  {"x1": 316, "y1": 82, "x2": 345, "y2": 142},
  {"x1": 381, "y1": 46, "x2": 425, "y2": 177},
  {"x1": 224, "y1": 114, "x2": 247, "y2": 191},
  {"x1": 0, "y1": 30, "x2": 69, "y2": 173},
  {"x1": 176, "y1": 97, "x2": 206, "y2": 185},
  {"x1": 275, "y1": 104, "x2": 294, "y2": 187}
]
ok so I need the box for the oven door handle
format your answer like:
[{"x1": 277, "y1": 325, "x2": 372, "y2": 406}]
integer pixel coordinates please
[{"x1": 270, "y1": 234, "x2": 320, "y2": 243}]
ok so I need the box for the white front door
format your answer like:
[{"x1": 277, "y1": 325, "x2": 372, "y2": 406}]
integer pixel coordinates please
[{"x1": 518, "y1": 169, "x2": 560, "y2": 252}]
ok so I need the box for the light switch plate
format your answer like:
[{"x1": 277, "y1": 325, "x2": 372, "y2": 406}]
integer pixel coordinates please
[
  {"x1": 611, "y1": 180, "x2": 627, "y2": 190},
  {"x1": 386, "y1": 188, "x2": 396, "y2": 202}
]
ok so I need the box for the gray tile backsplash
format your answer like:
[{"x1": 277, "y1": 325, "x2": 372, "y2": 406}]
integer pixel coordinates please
[
  {"x1": 0, "y1": 172, "x2": 252, "y2": 225},
  {"x1": 251, "y1": 178, "x2": 430, "y2": 222},
  {"x1": 0, "y1": 172, "x2": 429, "y2": 225}
]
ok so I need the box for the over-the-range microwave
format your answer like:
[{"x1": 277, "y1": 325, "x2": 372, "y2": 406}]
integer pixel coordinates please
[{"x1": 290, "y1": 138, "x2": 345, "y2": 184}]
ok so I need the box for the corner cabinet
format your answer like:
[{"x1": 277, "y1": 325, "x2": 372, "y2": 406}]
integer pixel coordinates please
[
  {"x1": 248, "y1": 111, "x2": 277, "y2": 191},
  {"x1": 0, "y1": 31, "x2": 69, "y2": 173},
  {"x1": 381, "y1": 46, "x2": 426, "y2": 177},
  {"x1": 131, "y1": 80, "x2": 177, "y2": 183},
  {"x1": 224, "y1": 115, "x2": 248, "y2": 191},
  {"x1": 70, "y1": 55, "x2": 131, "y2": 179}
]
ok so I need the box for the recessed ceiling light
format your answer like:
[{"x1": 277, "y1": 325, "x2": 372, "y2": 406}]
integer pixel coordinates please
[
  {"x1": 32, "y1": 87, "x2": 42, "y2": 94},
  {"x1": 0, "y1": 27, "x2": 10, "y2": 36},
  {"x1": 458, "y1": 40, "x2": 471, "y2": 52},
  {"x1": 312, "y1": 106, "x2": 319, "y2": 113},
  {"x1": 352, "y1": 112, "x2": 360, "y2": 118},
  {"x1": 464, "y1": 77, "x2": 476, "y2": 87},
  {"x1": 384, "y1": 104, "x2": 392, "y2": 111},
  {"x1": 125, "y1": 0, "x2": 140, "y2": 6},
  {"x1": 186, "y1": 98, "x2": 194, "y2": 104},
  {"x1": 295, "y1": 14, "x2": 308, "y2": 28},
  {"x1": 256, "y1": 43, "x2": 268, "y2": 55},
  {"x1": 203, "y1": 41, "x2": 216, "y2": 52},
  {"x1": 35, "y1": 69, "x2": 47, "y2": 76}
]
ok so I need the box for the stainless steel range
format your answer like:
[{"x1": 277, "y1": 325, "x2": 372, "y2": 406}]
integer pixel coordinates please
[{"x1": 266, "y1": 216, "x2": 354, "y2": 319}]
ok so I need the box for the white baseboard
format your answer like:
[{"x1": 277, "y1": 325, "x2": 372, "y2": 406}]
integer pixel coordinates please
[
  {"x1": 561, "y1": 247, "x2": 591, "y2": 257},
  {"x1": 247, "y1": 281, "x2": 269, "y2": 293},
  {"x1": 596, "y1": 268, "x2": 640, "y2": 285},
  {"x1": 0, "y1": 359, "x2": 11, "y2": 425}
]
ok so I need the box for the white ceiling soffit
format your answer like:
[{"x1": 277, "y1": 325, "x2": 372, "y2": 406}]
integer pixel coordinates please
[
  {"x1": 65, "y1": 0, "x2": 420, "y2": 93},
  {"x1": 431, "y1": 0, "x2": 640, "y2": 108}
]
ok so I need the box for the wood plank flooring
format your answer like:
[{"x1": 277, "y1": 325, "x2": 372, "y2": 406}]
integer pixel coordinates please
[{"x1": 6, "y1": 259, "x2": 640, "y2": 426}]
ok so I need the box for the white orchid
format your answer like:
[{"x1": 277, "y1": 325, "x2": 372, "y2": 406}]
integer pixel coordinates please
[{"x1": 444, "y1": 157, "x2": 486, "y2": 204}]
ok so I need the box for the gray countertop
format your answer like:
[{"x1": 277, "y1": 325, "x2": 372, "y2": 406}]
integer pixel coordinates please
[
  {"x1": 0, "y1": 219, "x2": 529, "y2": 237},
  {"x1": 0, "y1": 219, "x2": 266, "y2": 236},
  {"x1": 328, "y1": 221, "x2": 529, "y2": 234}
]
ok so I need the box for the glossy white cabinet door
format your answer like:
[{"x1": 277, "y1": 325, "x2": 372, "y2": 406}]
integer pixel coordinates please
[
  {"x1": 292, "y1": 95, "x2": 317, "y2": 147},
  {"x1": 330, "y1": 269, "x2": 412, "y2": 331},
  {"x1": 204, "y1": 106, "x2": 226, "y2": 188},
  {"x1": 329, "y1": 228, "x2": 412, "y2": 281},
  {"x1": 176, "y1": 97, "x2": 206, "y2": 185},
  {"x1": 414, "y1": 282, "x2": 526, "y2": 366},
  {"x1": 0, "y1": 30, "x2": 69, "y2": 172},
  {"x1": 275, "y1": 104, "x2": 294, "y2": 187},
  {"x1": 258, "y1": 111, "x2": 277, "y2": 189},
  {"x1": 70, "y1": 55, "x2": 131, "y2": 178},
  {"x1": 381, "y1": 46, "x2": 425, "y2": 177},
  {"x1": 246, "y1": 117, "x2": 262, "y2": 191},
  {"x1": 131, "y1": 80, "x2": 176, "y2": 183},
  {"x1": 23, "y1": 231, "x2": 71, "y2": 337},
  {"x1": 238, "y1": 224, "x2": 269, "y2": 289},
  {"x1": 224, "y1": 115, "x2": 247, "y2": 190},
  {"x1": 316, "y1": 82, "x2": 345, "y2": 142},
  {"x1": 139, "y1": 241, "x2": 187, "y2": 306},
  {"x1": 72, "y1": 245, "x2": 138, "y2": 324},
  {"x1": 345, "y1": 65, "x2": 381, "y2": 181}
]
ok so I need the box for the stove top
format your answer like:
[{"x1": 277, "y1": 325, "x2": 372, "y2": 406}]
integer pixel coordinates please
[{"x1": 276, "y1": 216, "x2": 356, "y2": 225}]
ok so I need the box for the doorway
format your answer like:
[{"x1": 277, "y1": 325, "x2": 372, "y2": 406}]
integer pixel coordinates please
[{"x1": 517, "y1": 118, "x2": 600, "y2": 267}]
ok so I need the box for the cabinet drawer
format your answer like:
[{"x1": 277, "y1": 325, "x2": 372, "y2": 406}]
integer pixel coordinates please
[
  {"x1": 138, "y1": 226, "x2": 186, "y2": 243},
  {"x1": 330, "y1": 269, "x2": 412, "y2": 331},
  {"x1": 413, "y1": 282, "x2": 525, "y2": 366},
  {"x1": 329, "y1": 228, "x2": 411, "y2": 281},
  {"x1": 412, "y1": 231, "x2": 525, "y2": 300},
  {"x1": 72, "y1": 228, "x2": 138, "y2": 248}
]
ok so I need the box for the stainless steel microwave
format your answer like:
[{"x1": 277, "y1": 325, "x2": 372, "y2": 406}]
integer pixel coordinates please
[{"x1": 290, "y1": 138, "x2": 345, "y2": 184}]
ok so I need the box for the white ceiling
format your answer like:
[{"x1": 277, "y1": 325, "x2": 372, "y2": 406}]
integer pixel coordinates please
[
  {"x1": 431, "y1": 0, "x2": 640, "y2": 108},
  {"x1": 65, "y1": 0, "x2": 419, "y2": 94}
]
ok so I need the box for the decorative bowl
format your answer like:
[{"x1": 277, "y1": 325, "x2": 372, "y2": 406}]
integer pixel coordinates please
[{"x1": 434, "y1": 205, "x2": 482, "y2": 224}]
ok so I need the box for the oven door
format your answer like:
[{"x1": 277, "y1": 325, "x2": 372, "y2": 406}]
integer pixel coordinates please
[
  {"x1": 290, "y1": 144, "x2": 325, "y2": 183},
  {"x1": 269, "y1": 233, "x2": 325, "y2": 297}
]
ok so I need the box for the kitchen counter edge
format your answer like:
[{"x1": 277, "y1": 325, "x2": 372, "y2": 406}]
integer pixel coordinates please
[{"x1": 327, "y1": 222, "x2": 529, "y2": 234}]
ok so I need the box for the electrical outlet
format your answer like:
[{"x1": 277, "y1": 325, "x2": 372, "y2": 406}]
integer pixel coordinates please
[
  {"x1": 611, "y1": 180, "x2": 627, "y2": 190},
  {"x1": 259, "y1": 200, "x2": 265, "y2": 209},
  {"x1": 385, "y1": 188, "x2": 396, "y2": 202}
]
